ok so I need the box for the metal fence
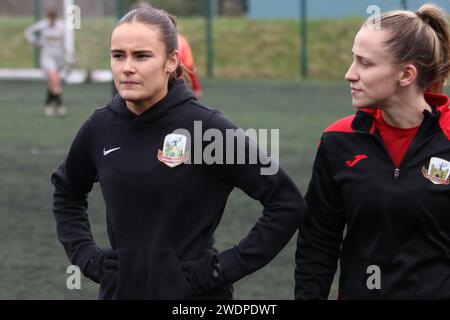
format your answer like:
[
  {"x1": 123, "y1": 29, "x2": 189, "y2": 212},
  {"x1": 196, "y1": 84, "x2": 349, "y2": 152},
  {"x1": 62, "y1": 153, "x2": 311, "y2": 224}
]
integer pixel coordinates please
[{"x1": 2, "y1": 0, "x2": 450, "y2": 80}]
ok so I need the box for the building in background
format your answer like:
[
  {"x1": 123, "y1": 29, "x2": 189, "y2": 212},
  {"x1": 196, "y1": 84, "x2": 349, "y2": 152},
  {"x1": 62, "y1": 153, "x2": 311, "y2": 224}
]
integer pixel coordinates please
[
  {"x1": 0, "y1": 0, "x2": 251, "y2": 17},
  {"x1": 247, "y1": 0, "x2": 450, "y2": 19}
]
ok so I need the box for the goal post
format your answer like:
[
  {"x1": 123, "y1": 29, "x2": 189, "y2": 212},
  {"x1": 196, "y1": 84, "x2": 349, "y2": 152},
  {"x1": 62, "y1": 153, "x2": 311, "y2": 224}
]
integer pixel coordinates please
[{"x1": 63, "y1": 0, "x2": 76, "y2": 66}]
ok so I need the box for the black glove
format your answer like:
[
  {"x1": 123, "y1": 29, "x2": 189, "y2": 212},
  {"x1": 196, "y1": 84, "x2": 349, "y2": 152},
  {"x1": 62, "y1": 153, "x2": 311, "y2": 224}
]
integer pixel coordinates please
[
  {"x1": 181, "y1": 249, "x2": 228, "y2": 296},
  {"x1": 83, "y1": 248, "x2": 118, "y2": 283}
]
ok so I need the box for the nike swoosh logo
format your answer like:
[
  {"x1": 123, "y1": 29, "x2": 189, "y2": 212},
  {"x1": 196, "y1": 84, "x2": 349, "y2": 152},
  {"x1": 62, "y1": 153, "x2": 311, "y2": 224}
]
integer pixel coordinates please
[
  {"x1": 103, "y1": 147, "x2": 121, "y2": 156},
  {"x1": 345, "y1": 154, "x2": 368, "y2": 167}
]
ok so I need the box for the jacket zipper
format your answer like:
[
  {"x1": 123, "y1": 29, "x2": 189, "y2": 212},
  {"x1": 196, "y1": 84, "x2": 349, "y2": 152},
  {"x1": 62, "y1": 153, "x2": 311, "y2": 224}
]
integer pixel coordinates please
[
  {"x1": 352, "y1": 108, "x2": 436, "y2": 183},
  {"x1": 393, "y1": 168, "x2": 400, "y2": 181},
  {"x1": 353, "y1": 129, "x2": 403, "y2": 182}
]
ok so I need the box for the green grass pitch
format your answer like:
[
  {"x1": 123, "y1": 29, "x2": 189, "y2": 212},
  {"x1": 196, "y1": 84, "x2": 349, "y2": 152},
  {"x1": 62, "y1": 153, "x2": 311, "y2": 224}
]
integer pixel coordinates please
[{"x1": 0, "y1": 79, "x2": 351, "y2": 299}]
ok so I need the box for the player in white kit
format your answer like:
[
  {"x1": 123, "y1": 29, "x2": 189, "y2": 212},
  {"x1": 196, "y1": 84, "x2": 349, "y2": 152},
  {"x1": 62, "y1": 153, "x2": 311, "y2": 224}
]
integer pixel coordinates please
[{"x1": 25, "y1": 8, "x2": 67, "y2": 116}]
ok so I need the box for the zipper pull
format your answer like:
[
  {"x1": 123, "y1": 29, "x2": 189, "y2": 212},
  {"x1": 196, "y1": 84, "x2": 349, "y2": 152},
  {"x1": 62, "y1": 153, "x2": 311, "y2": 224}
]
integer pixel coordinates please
[{"x1": 394, "y1": 168, "x2": 400, "y2": 181}]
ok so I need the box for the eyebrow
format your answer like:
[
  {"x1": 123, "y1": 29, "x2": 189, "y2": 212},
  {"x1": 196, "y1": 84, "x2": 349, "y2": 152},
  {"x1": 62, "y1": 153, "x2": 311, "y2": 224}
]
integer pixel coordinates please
[
  {"x1": 110, "y1": 49, "x2": 154, "y2": 54},
  {"x1": 352, "y1": 51, "x2": 372, "y2": 61}
]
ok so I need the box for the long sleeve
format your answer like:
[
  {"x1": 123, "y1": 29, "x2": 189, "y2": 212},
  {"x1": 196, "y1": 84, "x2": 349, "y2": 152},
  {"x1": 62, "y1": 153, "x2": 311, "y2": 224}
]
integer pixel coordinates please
[
  {"x1": 295, "y1": 135, "x2": 346, "y2": 299},
  {"x1": 207, "y1": 111, "x2": 308, "y2": 284},
  {"x1": 24, "y1": 20, "x2": 46, "y2": 46},
  {"x1": 58, "y1": 20, "x2": 71, "y2": 64},
  {"x1": 51, "y1": 119, "x2": 101, "y2": 272}
]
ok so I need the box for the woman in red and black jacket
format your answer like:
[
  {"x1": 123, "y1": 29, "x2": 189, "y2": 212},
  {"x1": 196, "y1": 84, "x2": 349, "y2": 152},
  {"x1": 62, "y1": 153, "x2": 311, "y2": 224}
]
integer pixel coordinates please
[{"x1": 295, "y1": 4, "x2": 450, "y2": 300}]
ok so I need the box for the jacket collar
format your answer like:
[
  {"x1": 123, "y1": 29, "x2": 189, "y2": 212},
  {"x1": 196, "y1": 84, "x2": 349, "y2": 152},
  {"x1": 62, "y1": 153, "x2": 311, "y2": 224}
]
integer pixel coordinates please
[{"x1": 351, "y1": 92, "x2": 449, "y2": 135}]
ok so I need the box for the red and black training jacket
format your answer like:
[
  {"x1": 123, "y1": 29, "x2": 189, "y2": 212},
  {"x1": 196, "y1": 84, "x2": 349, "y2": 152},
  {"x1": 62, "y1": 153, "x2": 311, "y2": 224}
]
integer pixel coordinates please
[{"x1": 295, "y1": 93, "x2": 450, "y2": 299}]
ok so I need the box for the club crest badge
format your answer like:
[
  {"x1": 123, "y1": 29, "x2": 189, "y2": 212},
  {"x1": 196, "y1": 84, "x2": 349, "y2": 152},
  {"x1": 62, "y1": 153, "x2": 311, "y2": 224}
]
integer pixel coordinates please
[
  {"x1": 157, "y1": 134, "x2": 189, "y2": 168},
  {"x1": 422, "y1": 157, "x2": 450, "y2": 185}
]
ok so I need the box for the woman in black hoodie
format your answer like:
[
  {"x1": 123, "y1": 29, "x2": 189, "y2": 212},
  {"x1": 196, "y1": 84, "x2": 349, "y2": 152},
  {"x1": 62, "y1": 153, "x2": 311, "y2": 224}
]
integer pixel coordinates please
[{"x1": 51, "y1": 7, "x2": 306, "y2": 299}]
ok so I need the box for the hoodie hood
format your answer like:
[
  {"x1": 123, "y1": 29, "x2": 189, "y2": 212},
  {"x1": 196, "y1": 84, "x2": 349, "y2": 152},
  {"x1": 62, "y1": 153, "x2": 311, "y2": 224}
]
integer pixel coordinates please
[{"x1": 106, "y1": 79, "x2": 197, "y2": 123}]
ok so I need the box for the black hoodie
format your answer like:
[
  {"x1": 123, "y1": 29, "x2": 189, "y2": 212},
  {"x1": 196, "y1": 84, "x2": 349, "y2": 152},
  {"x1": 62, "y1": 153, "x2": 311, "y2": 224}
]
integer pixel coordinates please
[{"x1": 52, "y1": 80, "x2": 307, "y2": 299}]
